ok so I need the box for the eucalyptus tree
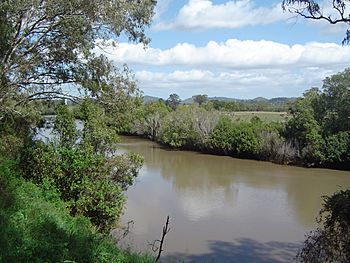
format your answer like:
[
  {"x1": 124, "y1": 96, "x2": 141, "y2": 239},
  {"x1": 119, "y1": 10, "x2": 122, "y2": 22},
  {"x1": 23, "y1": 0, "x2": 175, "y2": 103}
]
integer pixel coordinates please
[
  {"x1": 0, "y1": 0, "x2": 156, "y2": 119},
  {"x1": 282, "y1": 0, "x2": 350, "y2": 44},
  {"x1": 192, "y1": 94, "x2": 208, "y2": 106},
  {"x1": 166, "y1": 93, "x2": 181, "y2": 110}
]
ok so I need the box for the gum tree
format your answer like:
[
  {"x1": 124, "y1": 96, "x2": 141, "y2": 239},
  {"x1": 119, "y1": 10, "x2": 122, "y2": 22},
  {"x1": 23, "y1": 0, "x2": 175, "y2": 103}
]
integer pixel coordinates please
[
  {"x1": 282, "y1": 0, "x2": 350, "y2": 44},
  {"x1": 0, "y1": 0, "x2": 156, "y2": 119}
]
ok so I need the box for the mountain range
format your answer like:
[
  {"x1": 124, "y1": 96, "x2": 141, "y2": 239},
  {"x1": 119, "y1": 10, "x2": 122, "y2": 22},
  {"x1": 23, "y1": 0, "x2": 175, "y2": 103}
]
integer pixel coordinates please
[{"x1": 142, "y1": 95, "x2": 296, "y2": 105}]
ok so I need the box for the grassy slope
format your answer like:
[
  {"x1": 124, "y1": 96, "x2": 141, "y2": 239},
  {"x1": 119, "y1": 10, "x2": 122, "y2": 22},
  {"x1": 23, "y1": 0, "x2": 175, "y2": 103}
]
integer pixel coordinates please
[{"x1": 0, "y1": 157, "x2": 154, "y2": 263}]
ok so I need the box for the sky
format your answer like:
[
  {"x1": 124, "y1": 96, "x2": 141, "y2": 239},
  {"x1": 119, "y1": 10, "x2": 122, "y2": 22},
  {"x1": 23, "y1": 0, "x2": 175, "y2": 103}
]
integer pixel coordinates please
[{"x1": 99, "y1": 0, "x2": 350, "y2": 99}]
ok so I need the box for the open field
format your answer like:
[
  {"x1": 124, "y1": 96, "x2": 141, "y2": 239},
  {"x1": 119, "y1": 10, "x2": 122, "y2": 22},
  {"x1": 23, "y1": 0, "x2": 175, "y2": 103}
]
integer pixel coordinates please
[{"x1": 228, "y1": 111, "x2": 290, "y2": 122}]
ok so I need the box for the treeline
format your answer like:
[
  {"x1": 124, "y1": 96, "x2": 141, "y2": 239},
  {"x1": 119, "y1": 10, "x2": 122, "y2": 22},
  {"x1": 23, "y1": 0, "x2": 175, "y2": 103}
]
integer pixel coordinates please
[
  {"x1": 131, "y1": 69, "x2": 350, "y2": 168},
  {"x1": 131, "y1": 102, "x2": 294, "y2": 163},
  {"x1": 203, "y1": 98, "x2": 294, "y2": 112},
  {"x1": 157, "y1": 93, "x2": 295, "y2": 112}
]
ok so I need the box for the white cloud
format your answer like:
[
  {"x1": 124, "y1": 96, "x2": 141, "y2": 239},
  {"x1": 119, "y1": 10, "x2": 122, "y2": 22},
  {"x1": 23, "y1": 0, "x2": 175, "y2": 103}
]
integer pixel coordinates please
[
  {"x1": 153, "y1": 0, "x2": 290, "y2": 30},
  {"x1": 100, "y1": 39, "x2": 350, "y2": 69},
  {"x1": 153, "y1": 0, "x2": 172, "y2": 20},
  {"x1": 134, "y1": 67, "x2": 340, "y2": 98},
  {"x1": 94, "y1": 38, "x2": 350, "y2": 98}
]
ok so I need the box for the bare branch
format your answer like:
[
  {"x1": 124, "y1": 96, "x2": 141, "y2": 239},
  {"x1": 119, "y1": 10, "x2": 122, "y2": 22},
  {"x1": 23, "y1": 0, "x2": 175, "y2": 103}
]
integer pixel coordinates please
[
  {"x1": 152, "y1": 216, "x2": 170, "y2": 262},
  {"x1": 282, "y1": 0, "x2": 350, "y2": 43}
]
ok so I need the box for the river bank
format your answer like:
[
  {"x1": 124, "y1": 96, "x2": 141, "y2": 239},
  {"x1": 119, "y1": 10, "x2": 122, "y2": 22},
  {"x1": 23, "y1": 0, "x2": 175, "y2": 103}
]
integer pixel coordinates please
[{"x1": 123, "y1": 133, "x2": 350, "y2": 171}]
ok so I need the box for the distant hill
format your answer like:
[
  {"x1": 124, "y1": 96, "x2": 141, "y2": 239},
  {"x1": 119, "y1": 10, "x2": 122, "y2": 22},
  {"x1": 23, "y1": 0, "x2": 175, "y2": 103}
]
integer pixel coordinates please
[
  {"x1": 269, "y1": 97, "x2": 297, "y2": 104},
  {"x1": 142, "y1": 95, "x2": 297, "y2": 105},
  {"x1": 142, "y1": 95, "x2": 161, "y2": 103},
  {"x1": 182, "y1": 96, "x2": 296, "y2": 105},
  {"x1": 182, "y1": 96, "x2": 239, "y2": 104},
  {"x1": 250, "y1": 97, "x2": 269, "y2": 103}
]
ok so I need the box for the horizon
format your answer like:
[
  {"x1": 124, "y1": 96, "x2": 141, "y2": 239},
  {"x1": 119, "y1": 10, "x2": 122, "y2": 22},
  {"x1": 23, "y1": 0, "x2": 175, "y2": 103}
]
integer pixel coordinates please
[{"x1": 142, "y1": 94, "x2": 298, "y2": 101}]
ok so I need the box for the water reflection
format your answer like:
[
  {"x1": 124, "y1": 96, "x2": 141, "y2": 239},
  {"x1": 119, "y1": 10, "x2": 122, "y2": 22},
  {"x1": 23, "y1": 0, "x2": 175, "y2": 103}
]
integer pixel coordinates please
[
  {"x1": 119, "y1": 136, "x2": 350, "y2": 259},
  {"x1": 163, "y1": 238, "x2": 301, "y2": 263}
]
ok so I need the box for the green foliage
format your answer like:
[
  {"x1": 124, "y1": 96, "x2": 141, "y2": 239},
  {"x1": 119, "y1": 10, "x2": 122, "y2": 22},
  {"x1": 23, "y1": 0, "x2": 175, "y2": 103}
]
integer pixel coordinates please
[
  {"x1": 79, "y1": 99, "x2": 120, "y2": 153},
  {"x1": 286, "y1": 89, "x2": 322, "y2": 147},
  {"x1": 208, "y1": 117, "x2": 235, "y2": 154},
  {"x1": 161, "y1": 107, "x2": 198, "y2": 147},
  {"x1": 160, "y1": 105, "x2": 213, "y2": 148},
  {"x1": 297, "y1": 189, "x2": 350, "y2": 263},
  {"x1": 22, "y1": 102, "x2": 144, "y2": 232},
  {"x1": 0, "y1": 157, "x2": 154, "y2": 263},
  {"x1": 132, "y1": 100, "x2": 171, "y2": 140},
  {"x1": 322, "y1": 68, "x2": 350, "y2": 133},
  {"x1": 286, "y1": 69, "x2": 350, "y2": 165},
  {"x1": 111, "y1": 152, "x2": 145, "y2": 191},
  {"x1": 0, "y1": 0, "x2": 156, "y2": 119},
  {"x1": 192, "y1": 94, "x2": 208, "y2": 105},
  {"x1": 0, "y1": 0, "x2": 155, "y2": 260},
  {"x1": 0, "y1": 111, "x2": 39, "y2": 159},
  {"x1": 134, "y1": 103, "x2": 292, "y2": 163},
  {"x1": 166, "y1": 93, "x2": 181, "y2": 110},
  {"x1": 21, "y1": 142, "x2": 123, "y2": 231},
  {"x1": 132, "y1": 69, "x2": 350, "y2": 167},
  {"x1": 204, "y1": 98, "x2": 294, "y2": 112},
  {"x1": 209, "y1": 117, "x2": 262, "y2": 156},
  {"x1": 322, "y1": 132, "x2": 350, "y2": 163},
  {"x1": 54, "y1": 105, "x2": 78, "y2": 147}
]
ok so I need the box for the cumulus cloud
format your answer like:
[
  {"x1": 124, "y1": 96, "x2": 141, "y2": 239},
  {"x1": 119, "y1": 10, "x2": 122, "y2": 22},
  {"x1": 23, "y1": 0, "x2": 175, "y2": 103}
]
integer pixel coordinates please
[
  {"x1": 94, "y1": 37, "x2": 350, "y2": 98},
  {"x1": 134, "y1": 67, "x2": 340, "y2": 98},
  {"x1": 153, "y1": 0, "x2": 172, "y2": 20},
  {"x1": 153, "y1": 0, "x2": 290, "y2": 30},
  {"x1": 99, "y1": 39, "x2": 350, "y2": 69}
]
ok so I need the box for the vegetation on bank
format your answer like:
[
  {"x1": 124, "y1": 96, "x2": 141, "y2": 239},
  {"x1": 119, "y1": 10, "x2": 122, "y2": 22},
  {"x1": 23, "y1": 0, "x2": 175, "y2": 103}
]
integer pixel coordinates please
[
  {"x1": 0, "y1": 98, "x2": 155, "y2": 262},
  {"x1": 0, "y1": 0, "x2": 158, "y2": 262},
  {"x1": 132, "y1": 69, "x2": 350, "y2": 169},
  {"x1": 1, "y1": 0, "x2": 349, "y2": 261},
  {"x1": 297, "y1": 189, "x2": 350, "y2": 263},
  {"x1": 0, "y1": 157, "x2": 153, "y2": 263}
]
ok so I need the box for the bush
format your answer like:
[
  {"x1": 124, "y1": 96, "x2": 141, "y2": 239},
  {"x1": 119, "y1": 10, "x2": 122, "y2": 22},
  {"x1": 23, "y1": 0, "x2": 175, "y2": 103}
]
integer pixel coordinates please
[
  {"x1": 322, "y1": 131, "x2": 350, "y2": 163},
  {"x1": 21, "y1": 141, "x2": 138, "y2": 232},
  {"x1": 297, "y1": 189, "x2": 350, "y2": 263},
  {"x1": 0, "y1": 157, "x2": 154, "y2": 263},
  {"x1": 209, "y1": 117, "x2": 262, "y2": 157}
]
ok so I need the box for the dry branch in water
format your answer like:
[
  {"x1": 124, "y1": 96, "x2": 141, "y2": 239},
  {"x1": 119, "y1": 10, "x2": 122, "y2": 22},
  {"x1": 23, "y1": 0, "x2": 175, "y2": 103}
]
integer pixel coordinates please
[{"x1": 149, "y1": 215, "x2": 170, "y2": 262}]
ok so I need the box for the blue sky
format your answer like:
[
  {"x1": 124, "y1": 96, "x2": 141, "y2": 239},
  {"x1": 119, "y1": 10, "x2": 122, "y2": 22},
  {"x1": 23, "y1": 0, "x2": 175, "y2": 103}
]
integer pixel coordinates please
[{"x1": 100, "y1": 0, "x2": 350, "y2": 99}]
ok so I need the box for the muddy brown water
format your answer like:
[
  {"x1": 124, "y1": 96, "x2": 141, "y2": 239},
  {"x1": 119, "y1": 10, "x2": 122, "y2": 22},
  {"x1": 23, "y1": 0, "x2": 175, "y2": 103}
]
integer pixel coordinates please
[{"x1": 118, "y1": 136, "x2": 350, "y2": 262}]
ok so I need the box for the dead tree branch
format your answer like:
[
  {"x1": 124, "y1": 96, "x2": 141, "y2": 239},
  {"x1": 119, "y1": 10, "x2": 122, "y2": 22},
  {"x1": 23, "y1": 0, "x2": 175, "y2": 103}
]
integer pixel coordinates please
[{"x1": 149, "y1": 215, "x2": 170, "y2": 262}]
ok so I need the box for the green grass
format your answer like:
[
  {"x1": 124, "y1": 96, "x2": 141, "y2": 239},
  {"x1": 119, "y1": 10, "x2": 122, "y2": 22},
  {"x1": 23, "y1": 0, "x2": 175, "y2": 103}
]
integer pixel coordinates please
[
  {"x1": 225, "y1": 111, "x2": 289, "y2": 123},
  {"x1": 0, "y1": 157, "x2": 155, "y2": 263}
]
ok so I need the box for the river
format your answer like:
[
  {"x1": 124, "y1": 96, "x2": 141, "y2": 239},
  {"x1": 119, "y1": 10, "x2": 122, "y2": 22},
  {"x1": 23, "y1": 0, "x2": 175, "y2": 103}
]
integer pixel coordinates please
[{"x1": 118, "y1": 136, "x2": 350, "y2": 263}]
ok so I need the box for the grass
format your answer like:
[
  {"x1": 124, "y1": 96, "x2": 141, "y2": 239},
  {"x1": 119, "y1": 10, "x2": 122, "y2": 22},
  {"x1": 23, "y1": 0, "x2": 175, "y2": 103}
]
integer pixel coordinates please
[
  {"x1": 224, "y1": 111, "x2": 290, "y2": 123},
  {"x1": 0, "y1": 157, "x2": 155, "y2": 263}
]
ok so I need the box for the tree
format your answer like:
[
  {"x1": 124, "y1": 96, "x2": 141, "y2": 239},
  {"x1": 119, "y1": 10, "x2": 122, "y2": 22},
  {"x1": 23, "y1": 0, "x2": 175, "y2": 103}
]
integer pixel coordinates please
[
  {"x1": 192, "y1": 94, "x2": 208, "y2": 106},
  {"x1": 132, "y1": 100, "x2": 170, "y2": 140},
  {"x1": 0, "y1": 0, "x2": 156, "y2": 119},
  {"x1": 166, "y1": 93, "x2": 181, "y2": 110},
  {"x1": 285, "y1": 69, "x2": 350, "y2": 164},
  {"x1": 282, "y1": 0, "x2": 350, "y2": 44},
  {"x1": 297, "y1": 189, "x2": 350, "y2": 263},
  {"x1": 23, "y1": 102, "x2": 144, "y2": 232},
  {"x1": 322, "y1": 68, "x2": 350, "y2": 133}
]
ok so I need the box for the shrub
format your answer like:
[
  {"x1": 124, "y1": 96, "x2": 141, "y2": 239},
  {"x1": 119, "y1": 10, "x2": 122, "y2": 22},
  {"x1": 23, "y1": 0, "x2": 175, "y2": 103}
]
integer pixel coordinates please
[
  {"x1": 297, "y1": 189, "x2": 350, "y2": 263},
  {"x1": 0, "y1": 157, "x2": 154, "y2": 263}
]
